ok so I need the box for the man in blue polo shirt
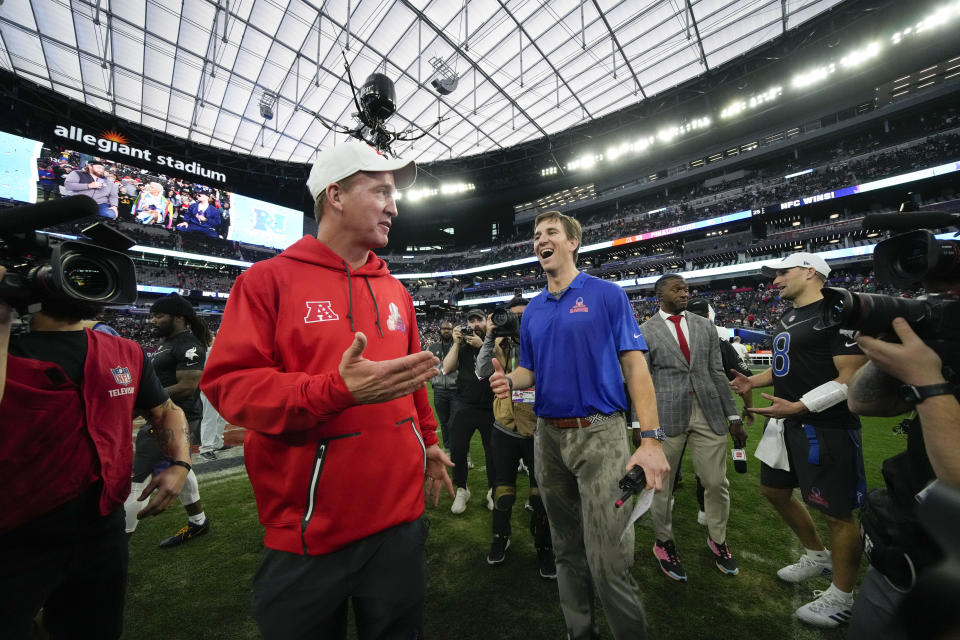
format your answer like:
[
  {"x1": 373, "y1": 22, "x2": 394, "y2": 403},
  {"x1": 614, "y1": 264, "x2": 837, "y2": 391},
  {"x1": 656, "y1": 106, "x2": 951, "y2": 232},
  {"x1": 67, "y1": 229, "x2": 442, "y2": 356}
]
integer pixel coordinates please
[{"x1": 490, "y1": 211, "x2": 669, "y2": 640}]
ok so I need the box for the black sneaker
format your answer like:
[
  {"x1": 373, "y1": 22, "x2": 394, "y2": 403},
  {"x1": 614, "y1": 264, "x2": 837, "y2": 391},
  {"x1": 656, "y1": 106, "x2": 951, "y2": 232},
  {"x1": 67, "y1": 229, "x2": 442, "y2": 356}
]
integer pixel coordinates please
[
  {"x1": 216, "y1": 444, "x2": 233, "y2": 452},
  {"x1": 653, "y1": 539, "x2": 687, "y2": 582},
  {"x1": 159, "y1": 518, "x2": 210, "y2": 548},
  {"x1": 708, "y1": 537, "x2": 740, "y2": 576},
  {"x1": 486, "y1": 535, "x2": 510, "y2": 565},
  {"x1": 537, "y1": 547, "x2": 557, "y2": 580},
  {"x1": 199, "y1": 451, "x2": 217, "y2": 461}
]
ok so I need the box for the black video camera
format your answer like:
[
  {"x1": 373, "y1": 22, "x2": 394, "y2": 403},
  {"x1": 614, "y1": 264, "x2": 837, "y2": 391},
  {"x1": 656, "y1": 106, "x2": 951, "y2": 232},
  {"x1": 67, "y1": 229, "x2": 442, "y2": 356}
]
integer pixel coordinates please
[
  {"x1": 490, "y1": 306, "x2": 521, "y2": 338},
  {"x1": 817, "y1": 213, "x2": 960, "y2": 352},
  {"x1": 0, "y1": 197, "x2": 138, "y2": 311}
]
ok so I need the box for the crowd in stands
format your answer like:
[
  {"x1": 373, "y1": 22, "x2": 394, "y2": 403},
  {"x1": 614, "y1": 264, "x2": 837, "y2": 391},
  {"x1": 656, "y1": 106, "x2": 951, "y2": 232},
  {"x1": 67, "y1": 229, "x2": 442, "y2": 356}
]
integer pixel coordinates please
[
  {"x1": 95, "y1": 308, "x2": 222, "y2": 352},
  {"x1": 382, "y1": 105, "x2": 960, "y2": 273}
]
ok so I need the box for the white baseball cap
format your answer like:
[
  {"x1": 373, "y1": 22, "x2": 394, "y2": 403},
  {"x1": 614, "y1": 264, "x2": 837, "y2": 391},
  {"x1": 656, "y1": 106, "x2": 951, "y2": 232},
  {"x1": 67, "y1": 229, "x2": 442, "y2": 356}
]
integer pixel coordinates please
[
  {"x1": 306, "y1": 139, "x2": 416, "y2": 201},
  {"x1": 760, "y1": 252, "x2": 831, "y2": 278}
]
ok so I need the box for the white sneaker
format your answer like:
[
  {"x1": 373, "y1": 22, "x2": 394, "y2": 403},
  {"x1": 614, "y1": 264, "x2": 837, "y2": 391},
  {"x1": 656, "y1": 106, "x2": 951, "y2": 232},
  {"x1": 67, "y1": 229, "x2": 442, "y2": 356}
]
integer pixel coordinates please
[
  {"x1": 795, "y1": 588, "x2": 853, "y2": 628},
  {"x1": 697, "y1": 510, "x2": 707, "y2": 526},
  {"x1": 486, "y1": 488, "x2": 494, "y2": 511},
  {"x1": 451, "y1": 487, "x2": 471, "y2": 514},
  {"x1": 777, "y1": 552, "x2": 833, "y2": 583}
]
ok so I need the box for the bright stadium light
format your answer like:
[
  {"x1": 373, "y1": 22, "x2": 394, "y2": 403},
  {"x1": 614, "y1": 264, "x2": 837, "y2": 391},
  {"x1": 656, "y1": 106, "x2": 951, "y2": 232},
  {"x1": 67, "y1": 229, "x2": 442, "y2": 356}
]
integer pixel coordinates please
[
  {"x1": 840, "y1": 42, "x2": 882, "y2": 68},
  {"x1": 791, "y1": 63, "x2": 836, "y2": 89}
]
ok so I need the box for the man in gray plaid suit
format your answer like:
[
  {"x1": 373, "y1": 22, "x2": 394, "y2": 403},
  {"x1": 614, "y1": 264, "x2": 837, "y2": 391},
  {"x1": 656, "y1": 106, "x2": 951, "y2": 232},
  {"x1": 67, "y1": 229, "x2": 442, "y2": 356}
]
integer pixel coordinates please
[{"x1": 640, "y1": 274, "x2": 747, "y2": 581}]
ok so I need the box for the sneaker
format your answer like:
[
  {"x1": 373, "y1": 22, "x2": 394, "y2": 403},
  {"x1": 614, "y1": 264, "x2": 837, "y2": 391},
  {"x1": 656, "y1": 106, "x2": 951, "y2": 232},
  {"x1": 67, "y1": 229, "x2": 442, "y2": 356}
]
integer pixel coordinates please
[
  {"x1": 697, "y1": 510, "x2": 707, "y2": 526},
  {"x1": 159, "y1": 518, "x2": 210, "y2": 548},
  {"x1": 518, "y1": 459, "x2": 529, "y2": 474},
  {"x1": 486, "y1": 535, "x2": 510, "y2": 565},
  {"x1": 199, "y1": 451, "x2": 217, "y2": 461},
  {"x1": 486, "y1": 488, "x2": 494, "y2": 511},
  {"x1": 451, "y1": 487, "x2": 471, "y2": 514},
  {"x1": 653, "y1": 539, "x2": 687, "y2": 582},
  {"x1": 777, "y1": 552, "x2": 833, "y2": 583},
  {"x1": 537, "y1": 547, "x2": 557, "y2": 580},
  {"x1": 216, "y1": 444, "x2": 233, "y2": 452},
  {"x1": 707, "y1": 538, "x2": 740, "y2": 576},
  {"x1": 795, "y1": 588, "x2": 854, "y2": 628}
]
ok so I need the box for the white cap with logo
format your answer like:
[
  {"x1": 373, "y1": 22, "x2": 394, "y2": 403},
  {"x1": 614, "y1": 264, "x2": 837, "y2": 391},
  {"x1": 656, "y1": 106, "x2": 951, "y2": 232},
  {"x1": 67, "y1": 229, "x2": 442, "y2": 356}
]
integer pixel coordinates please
[
  {"x1": 306, "y1": 139, "x2": 416, "y2": 201},
  {"x1": 760, "y1": 252, "x2": 831, "y2": 278}
]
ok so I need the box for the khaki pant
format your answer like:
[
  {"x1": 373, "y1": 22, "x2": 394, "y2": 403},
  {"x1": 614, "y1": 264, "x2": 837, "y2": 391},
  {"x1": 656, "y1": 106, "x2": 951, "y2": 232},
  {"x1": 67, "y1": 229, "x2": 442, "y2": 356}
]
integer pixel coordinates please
[
  {"x1": 651, "y1": 398, "x2": 731, "y2": 544},
  {"x1": 535, "y1": 413, "x2": 647, "y2": 640}
]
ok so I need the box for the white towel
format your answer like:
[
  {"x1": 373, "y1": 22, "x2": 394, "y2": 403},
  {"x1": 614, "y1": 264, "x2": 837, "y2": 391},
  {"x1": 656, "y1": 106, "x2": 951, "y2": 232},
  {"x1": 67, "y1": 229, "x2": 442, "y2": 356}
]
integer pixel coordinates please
[
  {"x1": 619, "y1": 488, "x2": 655, "y2": 543},
  {"x1": 755, "y1": 417, "x2": 790, "y2": 471}
]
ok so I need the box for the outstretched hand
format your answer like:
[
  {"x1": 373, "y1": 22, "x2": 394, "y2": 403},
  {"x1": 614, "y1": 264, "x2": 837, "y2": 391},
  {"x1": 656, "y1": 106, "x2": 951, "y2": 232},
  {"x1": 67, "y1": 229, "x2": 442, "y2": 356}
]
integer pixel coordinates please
[
  {"x1": 729, "y1": 370, "x2": 753, "y2": 395},
  {"x1": 489, "y1": 358, "x2": 511, "y2": 399},
  {"x1": 339, "y1": 332, "x2": 440, "y2": 404}
]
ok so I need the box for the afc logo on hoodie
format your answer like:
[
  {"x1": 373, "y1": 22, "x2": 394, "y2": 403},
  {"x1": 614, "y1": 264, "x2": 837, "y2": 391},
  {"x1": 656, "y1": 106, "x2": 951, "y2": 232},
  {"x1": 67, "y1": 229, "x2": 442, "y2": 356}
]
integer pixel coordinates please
[{"x1": 304, "y1": 301, "x2": 339, "y2": 323}]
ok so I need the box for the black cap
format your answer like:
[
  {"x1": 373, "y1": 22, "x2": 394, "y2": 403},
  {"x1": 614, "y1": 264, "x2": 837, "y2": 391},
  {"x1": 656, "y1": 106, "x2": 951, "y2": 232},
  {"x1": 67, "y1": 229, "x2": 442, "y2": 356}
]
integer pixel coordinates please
[
  {"x1": 466, "y1": 308, "x2": 485, "y2": 320},
  {"x1": 685, "y1": 298, "x2": 710, "y2": 318},
  {"x1": 86, "y1": 158, "x2": 105, "y2": 166},
  {"x1": 149, "y1": 293, "x2": 196, "y2": 319}
]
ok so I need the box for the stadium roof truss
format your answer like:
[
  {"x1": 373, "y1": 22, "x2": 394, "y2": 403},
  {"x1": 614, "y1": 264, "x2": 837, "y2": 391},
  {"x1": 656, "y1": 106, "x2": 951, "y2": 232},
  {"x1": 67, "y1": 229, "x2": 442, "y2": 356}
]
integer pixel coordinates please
[{"x1": 0, "y1": 0, "x2": 844, "y2": 165}]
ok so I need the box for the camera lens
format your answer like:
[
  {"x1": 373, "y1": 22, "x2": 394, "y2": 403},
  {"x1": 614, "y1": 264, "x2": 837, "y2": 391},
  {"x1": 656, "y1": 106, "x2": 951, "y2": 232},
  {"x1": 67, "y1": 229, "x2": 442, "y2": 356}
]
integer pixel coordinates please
[{"x1": 60, "y1": 254, "x2": 116, "y2": 300}]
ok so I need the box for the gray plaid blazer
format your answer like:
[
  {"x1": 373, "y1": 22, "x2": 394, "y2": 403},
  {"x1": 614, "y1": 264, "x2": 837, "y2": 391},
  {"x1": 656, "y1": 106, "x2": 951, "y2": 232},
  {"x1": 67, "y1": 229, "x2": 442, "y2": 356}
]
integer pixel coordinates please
[{"x1": 640, "y1": 311, "x2": 738, "y2": 437}]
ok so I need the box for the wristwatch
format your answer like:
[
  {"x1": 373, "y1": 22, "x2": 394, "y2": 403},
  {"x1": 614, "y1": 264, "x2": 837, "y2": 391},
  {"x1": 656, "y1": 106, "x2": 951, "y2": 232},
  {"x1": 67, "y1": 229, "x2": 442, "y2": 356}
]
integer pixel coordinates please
[
  {"x1": 900, "y1": 383, "x2": 955, "y2": 405},
  {"x1": 639, "y1": 427, "x2": 667, "y2": 442}
]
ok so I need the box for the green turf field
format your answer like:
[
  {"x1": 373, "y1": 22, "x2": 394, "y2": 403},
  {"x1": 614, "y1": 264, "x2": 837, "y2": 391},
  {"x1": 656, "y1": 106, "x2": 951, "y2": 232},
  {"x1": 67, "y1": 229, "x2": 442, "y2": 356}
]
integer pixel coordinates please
[{"x1": 125, "y1": 386, "x2": 908, "y2": 639}]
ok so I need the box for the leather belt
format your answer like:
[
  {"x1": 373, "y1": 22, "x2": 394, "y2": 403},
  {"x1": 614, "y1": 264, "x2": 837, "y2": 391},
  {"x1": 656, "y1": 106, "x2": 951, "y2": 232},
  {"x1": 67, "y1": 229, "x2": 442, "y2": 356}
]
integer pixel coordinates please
[{"x1": 543, "y1": 412, "x2": 621, "y2": 429}]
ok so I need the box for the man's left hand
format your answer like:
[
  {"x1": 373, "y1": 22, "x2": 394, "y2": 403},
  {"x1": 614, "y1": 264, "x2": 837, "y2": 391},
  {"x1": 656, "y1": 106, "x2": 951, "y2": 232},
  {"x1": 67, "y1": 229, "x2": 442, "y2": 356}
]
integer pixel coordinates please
[
  {"x1": 857, "y1": 317, "x2": 946, "y2": 386},
  {"x1": 729, "y1": 420, "x2": 748, "y2": 448},
  {"x1": 424, "y1": 444, "x2": 455, "y2": 507},
  {"x1": 747, "y1": 393, "x2": 806, "y2": 418},
  {"x1": 626, "y1": 441, "x2": 670, "y2": 491},
  {"x1": 137, "y1": 465, "x2": 188, "y2": 519}
]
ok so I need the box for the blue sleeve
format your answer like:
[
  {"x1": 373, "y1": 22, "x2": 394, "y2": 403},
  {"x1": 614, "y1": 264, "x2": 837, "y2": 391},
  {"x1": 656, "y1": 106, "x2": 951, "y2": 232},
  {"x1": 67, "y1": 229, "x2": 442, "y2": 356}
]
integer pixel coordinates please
[
  {"x1": 92, "y1": 322, "x2": 120, "y2": 336},
  {"x1": 519, "y1": 304, "x2": 534, "y2": 371},
  {"x1": 608, "y1": 286, "x2": 647, "y2": 352}
]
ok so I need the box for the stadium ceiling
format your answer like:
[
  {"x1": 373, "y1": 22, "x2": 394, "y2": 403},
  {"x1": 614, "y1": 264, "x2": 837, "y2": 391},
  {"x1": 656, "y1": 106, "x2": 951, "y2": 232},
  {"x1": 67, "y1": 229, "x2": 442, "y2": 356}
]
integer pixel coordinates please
[{"x1": 0, "y1": 0, "x2": 845, "y2": 165}]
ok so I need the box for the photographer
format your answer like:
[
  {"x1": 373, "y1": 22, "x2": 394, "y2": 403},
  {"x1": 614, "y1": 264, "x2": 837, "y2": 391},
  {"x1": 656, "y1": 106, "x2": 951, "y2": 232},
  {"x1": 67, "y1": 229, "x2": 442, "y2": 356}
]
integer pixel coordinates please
[
  {"x1": 0, "y1": 267, "x2": 190, "y2": 639},
  {"x1": 474, "y1": 297, "x2": 555, "y2": 577},
  {"x1": 442, "y1": 309, "x2": 496, "y2": 514},
  {"x1": 847, "y1": 311, "x2": 959, "y2": 638}
]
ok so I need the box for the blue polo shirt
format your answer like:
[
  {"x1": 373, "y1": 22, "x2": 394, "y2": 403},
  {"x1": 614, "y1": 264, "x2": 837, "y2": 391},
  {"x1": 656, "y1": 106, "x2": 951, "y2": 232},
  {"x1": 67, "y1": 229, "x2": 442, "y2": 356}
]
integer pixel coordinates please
[{"x1": 519, "y1": 271, "x2": 647, "y2": 418}]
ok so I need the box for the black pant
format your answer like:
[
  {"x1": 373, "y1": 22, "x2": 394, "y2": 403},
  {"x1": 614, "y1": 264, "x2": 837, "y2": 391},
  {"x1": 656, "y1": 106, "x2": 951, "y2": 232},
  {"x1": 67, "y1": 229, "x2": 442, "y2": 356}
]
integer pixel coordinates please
[
  {"x1": 252, "y1": 517, "x2": 427, "y2": 640},
  {"x1": 490, "y1": 428, "x2": 551, "y2": 547},
  {"x1": 450, "y1": 404, "x2": 495, "y2": 490},
  {"x1": 0, "y1": 491, "x2": 128, "y2": 640},
  {"x1": 431, "y1": 387, "x2": 461, "y2": 452}
]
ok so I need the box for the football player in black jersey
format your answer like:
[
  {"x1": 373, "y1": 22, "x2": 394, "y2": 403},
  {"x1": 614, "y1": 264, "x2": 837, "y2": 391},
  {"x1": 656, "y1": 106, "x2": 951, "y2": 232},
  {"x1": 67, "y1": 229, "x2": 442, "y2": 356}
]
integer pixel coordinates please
[
  {"x1": 125, "y1": 293, "x2": 212, "y2": 548},
  {"x1": 731, "y1": 253, "x2": 867, "y2": 629}
]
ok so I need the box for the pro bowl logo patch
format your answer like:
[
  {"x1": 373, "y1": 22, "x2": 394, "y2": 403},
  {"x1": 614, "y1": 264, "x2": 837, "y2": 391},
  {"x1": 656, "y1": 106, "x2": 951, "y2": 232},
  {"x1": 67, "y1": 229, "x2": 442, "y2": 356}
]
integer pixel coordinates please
[
  {"x1": 386, "y1": 302, "x2": 406, "y2": 333},
  {"x1": 569, "y1": 297, "x2": 589, "y2": 313},
  {"x1": 111, "y1": 366, "x2": 132, "y2": 385}
]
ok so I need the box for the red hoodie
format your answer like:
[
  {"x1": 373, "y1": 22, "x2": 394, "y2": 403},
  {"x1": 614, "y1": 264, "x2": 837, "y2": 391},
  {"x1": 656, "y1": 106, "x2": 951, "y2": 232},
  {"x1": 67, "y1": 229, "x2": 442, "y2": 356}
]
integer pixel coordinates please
[{"x1": 201, "y1": 236, "x2": 438, "y2": 555}]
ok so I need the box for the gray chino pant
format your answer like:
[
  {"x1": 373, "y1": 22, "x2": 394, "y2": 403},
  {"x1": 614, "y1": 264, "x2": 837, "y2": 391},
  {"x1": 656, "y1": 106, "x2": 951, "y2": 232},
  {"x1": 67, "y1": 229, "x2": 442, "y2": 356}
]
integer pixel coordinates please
[{"x1": 535, "y1": 413, "x2": 648, "y2": 640}]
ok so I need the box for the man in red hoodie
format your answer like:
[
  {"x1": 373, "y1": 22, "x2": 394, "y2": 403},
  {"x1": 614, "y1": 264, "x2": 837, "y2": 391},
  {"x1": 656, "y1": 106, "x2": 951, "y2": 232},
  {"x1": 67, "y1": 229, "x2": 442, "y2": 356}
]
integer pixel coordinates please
[{"x1": 201, "y1": 139, "x2": 454, "y2": 640}]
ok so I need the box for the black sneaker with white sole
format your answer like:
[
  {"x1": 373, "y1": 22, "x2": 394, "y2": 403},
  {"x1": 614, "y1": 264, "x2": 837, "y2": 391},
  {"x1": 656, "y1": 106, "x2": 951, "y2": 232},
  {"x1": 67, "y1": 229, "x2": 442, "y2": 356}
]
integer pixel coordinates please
[{"x1": 486, "y1": 535, "x2": 510, "y2": 565}]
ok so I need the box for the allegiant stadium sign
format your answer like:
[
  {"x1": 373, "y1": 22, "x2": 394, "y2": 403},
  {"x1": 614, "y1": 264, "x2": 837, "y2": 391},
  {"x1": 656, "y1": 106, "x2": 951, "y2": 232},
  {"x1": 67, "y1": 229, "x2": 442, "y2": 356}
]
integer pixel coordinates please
[{"x1": 54, "y1": 125, "x2": 227, "y2": 183}]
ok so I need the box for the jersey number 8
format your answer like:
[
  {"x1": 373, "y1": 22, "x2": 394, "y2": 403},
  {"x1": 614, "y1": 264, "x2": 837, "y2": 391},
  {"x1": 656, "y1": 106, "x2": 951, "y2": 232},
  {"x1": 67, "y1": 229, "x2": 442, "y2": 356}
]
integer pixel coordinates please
[{"x1": 772, "y1": 331, "x2": 790, "y2": 377}]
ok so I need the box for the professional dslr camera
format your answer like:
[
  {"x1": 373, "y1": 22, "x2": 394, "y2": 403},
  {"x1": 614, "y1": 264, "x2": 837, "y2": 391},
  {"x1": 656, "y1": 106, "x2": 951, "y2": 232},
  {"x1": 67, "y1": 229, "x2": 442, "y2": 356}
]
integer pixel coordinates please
[
  {"x1": 0, "y1": 196, "x2": 138, "y2": 312},
  {"x1": 490, "y1": 306, "x2": 521, "y2": 338},
  {"x1": 817, "y1": 212, "x2": 960, "y2": 364}
]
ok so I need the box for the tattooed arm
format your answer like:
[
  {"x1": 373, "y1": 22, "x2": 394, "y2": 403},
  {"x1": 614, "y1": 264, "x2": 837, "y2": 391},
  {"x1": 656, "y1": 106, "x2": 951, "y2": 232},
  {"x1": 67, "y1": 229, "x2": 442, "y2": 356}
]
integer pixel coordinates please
[
  {"x1": 136, "y1": 398, "x2": 191, "y2": 518},
  {"x1": 848, "y1": 361, "x2": 913, "y2": 417}
]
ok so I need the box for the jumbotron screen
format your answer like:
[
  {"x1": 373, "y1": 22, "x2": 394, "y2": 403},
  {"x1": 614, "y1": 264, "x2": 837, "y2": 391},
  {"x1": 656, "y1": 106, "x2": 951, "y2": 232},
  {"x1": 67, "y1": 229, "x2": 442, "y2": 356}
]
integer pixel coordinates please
[
  {"x1": 226, "y1": 192, "x2": 303, "y2": 251},
  {"x1": 0, "y1": 130, "x2": 42, "y2": 204}
]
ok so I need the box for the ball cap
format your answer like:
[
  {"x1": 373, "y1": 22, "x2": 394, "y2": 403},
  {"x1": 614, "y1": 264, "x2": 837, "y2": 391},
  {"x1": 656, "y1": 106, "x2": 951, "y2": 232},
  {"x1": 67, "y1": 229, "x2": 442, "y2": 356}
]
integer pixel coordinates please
[
  {"x1": 86, "y1": 158, "x2": 105, "y2": 166},
  {"x1": 306, "y1": 139, "x2": 416, "y2": 201},
  {"x1": 760, "y1": 252, "x2": 831, "y2": 278},
  {"x1": 466, "y1": 308, "x2": 486, "y2": 320}
]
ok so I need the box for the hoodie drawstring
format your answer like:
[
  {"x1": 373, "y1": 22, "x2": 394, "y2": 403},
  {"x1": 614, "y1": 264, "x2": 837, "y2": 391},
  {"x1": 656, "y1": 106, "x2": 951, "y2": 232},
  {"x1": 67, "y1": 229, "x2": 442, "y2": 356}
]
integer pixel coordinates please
[
  {"x1": 365, "y1": 277, "x2": 384, "y2": 338},
  {"x1": 343, "y1": 260, "x2": 355, "y2": 332},
  {"x1": 342, "y1": 260, "x2": 384, "y2": 338}
]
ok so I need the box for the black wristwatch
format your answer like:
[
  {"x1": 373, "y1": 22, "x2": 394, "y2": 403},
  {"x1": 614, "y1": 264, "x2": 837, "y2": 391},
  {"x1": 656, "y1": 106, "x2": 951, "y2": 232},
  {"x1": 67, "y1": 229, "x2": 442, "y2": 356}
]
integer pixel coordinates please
[
  {"x1": 900, "y1": 383, "x2": 955, "y2": 405},
  {"x1": 639, "y1": 427, "x2": 667, "y2": 442}
]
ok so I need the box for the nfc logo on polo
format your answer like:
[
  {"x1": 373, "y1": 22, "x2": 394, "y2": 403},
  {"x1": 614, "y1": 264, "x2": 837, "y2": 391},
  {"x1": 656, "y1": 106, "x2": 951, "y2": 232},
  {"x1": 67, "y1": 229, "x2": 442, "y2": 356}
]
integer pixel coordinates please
[{"x1": 305, "y1": 301, "x2": 339, "y2": 323}]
